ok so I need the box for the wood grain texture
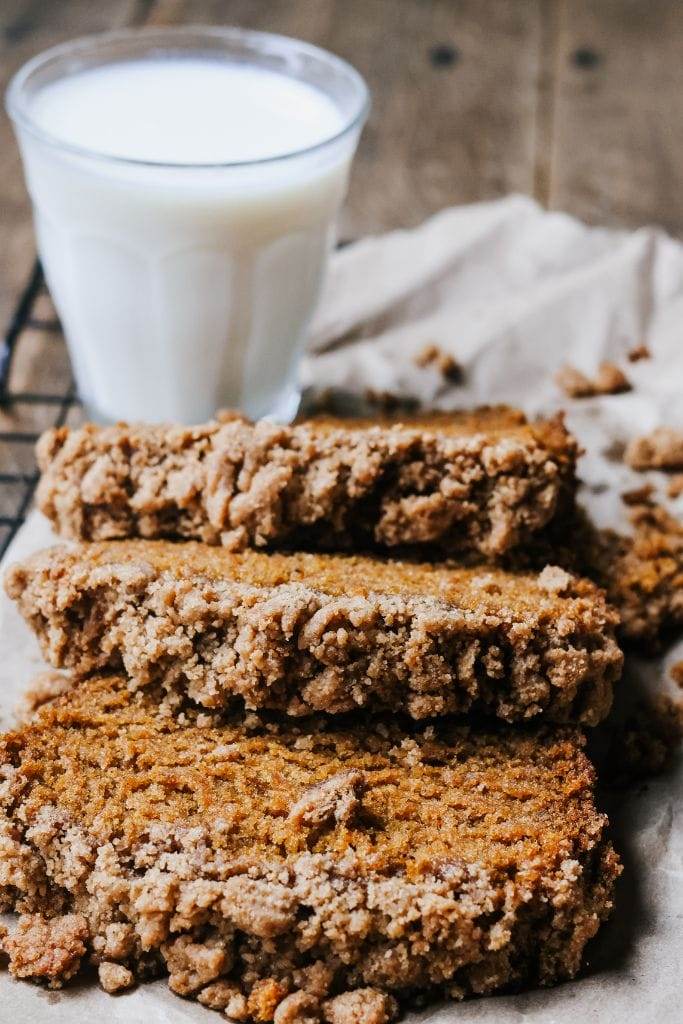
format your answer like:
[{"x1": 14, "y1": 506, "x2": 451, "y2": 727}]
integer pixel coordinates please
[
  {"x1": 548, "y1": 0, "x2": 683, "y2": 231},
  {"x1": 143, "y1": 0, "x2": 544, "y2": 236},
  {"x1": 0, "y1": 0, "x2": 146, "y2": 344}
]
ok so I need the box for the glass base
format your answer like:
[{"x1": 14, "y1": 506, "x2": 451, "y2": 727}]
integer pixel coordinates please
[
  {"x1": 82, "y1": 382, "x2": 303, "y2": 426},
  {"x1": 249, "y1": 382, "x2": 302, "y2": 424}
]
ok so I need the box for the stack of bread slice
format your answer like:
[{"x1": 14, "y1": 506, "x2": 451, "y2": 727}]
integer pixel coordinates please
[{"x1": 0, "y1": 408, "x2": 623, "y2": 1023}]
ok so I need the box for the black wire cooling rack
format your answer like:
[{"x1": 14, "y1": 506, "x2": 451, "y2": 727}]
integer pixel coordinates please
[{"x1": 0, "y1": 261, "x2": 80, "y2": 559}]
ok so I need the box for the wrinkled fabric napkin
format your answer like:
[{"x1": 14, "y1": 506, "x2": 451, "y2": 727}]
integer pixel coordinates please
[{"x1": 1, "y1": 194, "x2": 681, "y2": 1023}]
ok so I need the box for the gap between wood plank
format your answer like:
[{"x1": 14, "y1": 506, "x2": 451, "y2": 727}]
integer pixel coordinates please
[
  {"x1": 129, "y1": 0, "x2": 159, "y2": 26},
  {"x1": 533, "y1": 0, "x2": 564, "y2": 207}
]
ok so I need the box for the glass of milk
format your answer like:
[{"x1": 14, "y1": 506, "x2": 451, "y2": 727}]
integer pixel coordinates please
[{"x1": 6, "y1": 27, "x2": 369, "y2": 423}]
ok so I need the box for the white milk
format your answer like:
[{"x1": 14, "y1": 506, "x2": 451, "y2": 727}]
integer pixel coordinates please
[
  {"x1": 28, "y1": 61, "x2": 345, "y2": 164},
  {"x1": 10, "y1": 38, "x2": 366, "y2": 423}
]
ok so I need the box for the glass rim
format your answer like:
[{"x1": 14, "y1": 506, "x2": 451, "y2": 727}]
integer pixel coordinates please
[{"x1": 5, "y1": 24, "x2": 371, "y2": 170}]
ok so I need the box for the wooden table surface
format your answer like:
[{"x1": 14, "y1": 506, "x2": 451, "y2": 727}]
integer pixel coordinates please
[{"x1": 1, "y1": 0, "x2": 682, "y2": 542}]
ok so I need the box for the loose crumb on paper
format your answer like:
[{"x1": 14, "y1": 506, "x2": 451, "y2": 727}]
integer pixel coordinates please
[
  {"x1": 98, "y1": 962, "x2": 135, "y2": 994},
  {"x1": 2, "y1": 914, "x2": 89, "y2": 989}
]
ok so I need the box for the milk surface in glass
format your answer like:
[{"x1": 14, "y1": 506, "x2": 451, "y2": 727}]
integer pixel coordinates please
[{"x1": 8, "y1": 30, "x2": 367, "y2": 423}]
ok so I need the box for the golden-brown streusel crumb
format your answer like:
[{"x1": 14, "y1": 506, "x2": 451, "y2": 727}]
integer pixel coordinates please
[
  {"x1": 34, "y1": 407, "x2": 577, "y2": 558},
  {"x1": 413, "y1": 344, "x2": 463, "y2": 384},
  {"x1": 592, "y1": 362, "x2": 632, "y2": 395},
  {"x1": 555, "y1": 364, "x2": 596, "y2": 398},
  {"x1": 323, "y1": 989, "x2": 398, "y2": 1024},
  {"x1": 414, "y1": 344, "x2": 440, "y2": 368},
  {"x1": 627, "y1": 344, "x2": 651, "y2": 362},
  {"x1": 6, "y1": 540, "x2": 622, "y2": 724},
  {"x1": 621, "y1": 484, "x2": 655, "y2": 506},
  {"x1": 0, "y1": 676, "x2": 620, "y2": 1018},
  {"x1": 625, "y1": 427, "x2": 683, "y2": 471},
  {"x1": 670, "y1": 661, "x2": 683, "y2": 688},
  {"x1": 555, "y1": 362, "x2": 631, "y2": 398},
  {"x1": 98, "y1": 961, "x2": 135, "y2": 993},
  {"x1": 198, "y1": 979, "x2": 247, "y2": 1012},
  {"x1": 3, "y1": 914, "x2": 89, "y2": 988},
  {"x1": 667, "y1": 474, "x2": 683, "y2": 499}
]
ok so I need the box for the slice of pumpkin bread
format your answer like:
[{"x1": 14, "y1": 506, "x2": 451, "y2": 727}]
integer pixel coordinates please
[
  {"x1": 0, "y1": 675, "x2": 620, "y2": 1014},
  {"x1": 34, "y1": 407, "x2": 577, "y2": 558},
  {"x1": 5, "y1": 541, "x2": 622, "y2": 724}
]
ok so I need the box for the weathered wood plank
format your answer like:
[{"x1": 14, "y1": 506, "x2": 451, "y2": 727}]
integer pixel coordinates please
[
  {"x1": 143, "y1": 0, "x2": 544, "y2": 236},
  {"x1": 0, "y1": 0, "x2": 150, "y2": 338},
  {"x1": 531, "y1": 0, "x2": 562, "y2": 206},
  {"x1": 548, "y1": 0, "x2": 683, "y2": 233}
]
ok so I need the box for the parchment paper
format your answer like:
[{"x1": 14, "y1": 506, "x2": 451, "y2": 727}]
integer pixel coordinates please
[{"x1": 1, "y1": 194, "x2": 681, "y2": 1023}]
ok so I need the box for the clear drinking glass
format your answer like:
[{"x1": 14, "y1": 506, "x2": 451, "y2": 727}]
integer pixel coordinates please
[{"x1": 6, "y1": 27, "x2": 369, "y2": 424}]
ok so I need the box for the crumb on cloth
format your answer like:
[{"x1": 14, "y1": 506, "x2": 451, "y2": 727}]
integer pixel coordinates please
[
  {"x1": 628, "y1": 344, "x2": 651, "y2": 362},
  {"x1": 414, "y1": 343, "x2": 463, "y2": 384},
  {"x1": 603, "y1": 439, "x2": 626, "y2": 463},
  {"x1": 555, "y1": 364, "x2": 595, "y2": 398},
  {"x1": 625, "y1": 427, "x2": 683, "y2": 471},
  {"x1": 98, "y1": 961, "x2": 134, "y2": 994},
  {"x1": 669, "y1": 661, "x2": 683, "y2": 689},
  {"x1": 667, "y1": 475, "x2": 683, "y2": 499},
  {"x1": 621, "y1": 484, "x2": 655, "y2": 506},
  {"x1": 555, "y1": 361, "x2": 631, "y2": 398},
  {"x1": 593, "y1": 362, "x2": 632, "y2": 395}
]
